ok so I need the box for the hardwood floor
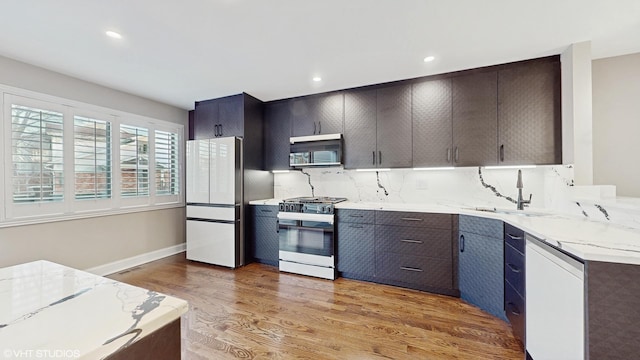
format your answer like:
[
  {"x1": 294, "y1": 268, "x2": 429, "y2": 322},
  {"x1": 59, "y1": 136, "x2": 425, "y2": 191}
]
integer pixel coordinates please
[{"x1": 109, "y1": 253, "x2": 524, "y2": 359}]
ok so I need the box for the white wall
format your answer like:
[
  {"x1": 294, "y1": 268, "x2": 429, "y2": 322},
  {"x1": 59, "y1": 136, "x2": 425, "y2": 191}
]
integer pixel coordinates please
[
  {"x1": 592, "y1": 52, "x2": 640, "y2": 197},
  {"x1": 0, "y1": 55, "x2": 188, "y2": 270}
]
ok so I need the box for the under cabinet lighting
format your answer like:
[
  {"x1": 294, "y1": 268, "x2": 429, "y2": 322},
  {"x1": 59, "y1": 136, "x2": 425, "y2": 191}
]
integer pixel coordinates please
[
  {"x1": 413, "y1": 167, "x2": 455, "y2": 171},
  {"x1": 271, "y1": 170, "x2": 290, "y2": 174},
  {"x1": 484, "y1": 165, "x2": 537, "y2": 170},
  {"x1": 356, "y1": 168, "x2": 391, "y2": 172},
  {"x1": 105, "y1": 30, "x2": 122, "y2": 39},
  {"x1": 423, "y1": 56, "x2": 435, "y2": 62},
  {"x1": 312, "y1": 76, "x2": 322, "y2": 82}
]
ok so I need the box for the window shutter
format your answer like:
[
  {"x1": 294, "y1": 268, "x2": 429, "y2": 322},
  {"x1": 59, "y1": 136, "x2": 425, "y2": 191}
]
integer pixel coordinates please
[
  {"x1": 120, "y1": 125, "x2": 149, "y2": 197},
  {"x1": 155, "y1": 130, "x2": 179, "y2": 195},
  {"x1": 74, "y1": 116, "x2": 112, "y2": 199}
]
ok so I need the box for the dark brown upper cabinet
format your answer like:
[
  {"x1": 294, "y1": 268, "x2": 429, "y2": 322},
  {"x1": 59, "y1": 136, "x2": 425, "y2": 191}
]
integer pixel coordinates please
[
  {"x1": 498, "y1": 58, "x2": 562, "y2": 165},
  {"x1": 264, "y1": 100, "x2": 292, "y2": 171},
  {"x1": 344, "y1": 88, "x2": 377, "y2": 169},
  {"x1": 343, "y1": 84, "x2": 412, "y2": 169},
  {"x1": 452, "y1": 71, "x2": 499, "y2": 167},
  {"x1": 412, "y1": 79, "x2": 453, "y2": 167},
  {"x1": 290, "y1": 92, "x2": 344, "y2": 137},
  {"x1": 194, "y1": 94, "x2": 244, "y2": 139},
  {"x1": 192, "y1": 93, "x2": 265, "y2": 169},
  {"x1": 376, "y1": 84, "x2": 412, "y2": 168}
]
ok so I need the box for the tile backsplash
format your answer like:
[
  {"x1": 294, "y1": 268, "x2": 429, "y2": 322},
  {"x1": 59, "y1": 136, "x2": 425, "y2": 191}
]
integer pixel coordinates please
[{"x1": 273, "y1": 165, "x2": 640, "y2": 230}]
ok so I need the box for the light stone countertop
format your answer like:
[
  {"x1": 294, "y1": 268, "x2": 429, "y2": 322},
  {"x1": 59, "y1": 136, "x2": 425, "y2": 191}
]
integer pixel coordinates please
[
  {"x1": 0, "y1": 260, "x2": 188, "y2": 359},
  {"x1": 250, "y1": 198, "x2": 640, "y2": 265}
]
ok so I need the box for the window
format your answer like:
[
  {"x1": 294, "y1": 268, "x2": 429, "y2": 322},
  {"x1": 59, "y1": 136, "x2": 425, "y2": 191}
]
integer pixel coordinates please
[
  {"x1": 155, "y1": 130, "x2": 179, "y2": 196},
  {"x1": 74, "y1": 116, "x2": 112, "y2": 200},
  {"x1": 11, "y1": 104, "x2": 64, "y2": 203},
  {"x1": 1, "y1": 91, "x2": 184, "y2": 225},
  {"x1": 120, "y1": 125, "x2": 149, "y2": 198}
]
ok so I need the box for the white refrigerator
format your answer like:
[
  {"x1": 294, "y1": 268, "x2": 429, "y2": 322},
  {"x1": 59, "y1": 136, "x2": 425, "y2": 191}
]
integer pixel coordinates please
[{"x1": 186, "y1": 137, "x2": 243, "y2": 268}]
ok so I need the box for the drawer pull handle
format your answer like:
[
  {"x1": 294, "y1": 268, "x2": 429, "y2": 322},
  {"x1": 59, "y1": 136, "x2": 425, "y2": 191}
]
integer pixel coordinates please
[
  {"x1": 401, "y1": 217, "x2": 423, "y2": 222},
  {"x1": 400, "y1": 266, "x2": 423, "y2": 272},
  {"x1": 349, "y1": 225, "x2": 364, "y2": 229},
  {"x1": 507, "y1": 233, "x2": 524, "y2": 240},
  {"x1": 349, "y1": 214, "x2": 364, "y2": 218},
  {"x1": 260, "y1": 209, "x2": 273, "y2": 213},
  {"x1": 507, "y1": 263, "x2": 521, "y2": 273},
  {"x1": 400, "y1": 239, "x2": 423, "y2": 244},
  {"x1": 506, "y1": 302, "x2": 521, "y2": 316}
]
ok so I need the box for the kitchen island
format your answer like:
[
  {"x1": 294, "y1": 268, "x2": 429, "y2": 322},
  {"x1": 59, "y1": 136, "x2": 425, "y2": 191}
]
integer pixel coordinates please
[{"x1": 0, "y1": 260, "x2": 188, "y2": 359}]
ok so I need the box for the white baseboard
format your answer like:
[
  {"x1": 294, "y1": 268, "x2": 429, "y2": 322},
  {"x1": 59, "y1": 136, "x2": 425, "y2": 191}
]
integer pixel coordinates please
[{"x1": 85, "y1": 243, "x2": 186, "y2": 276}]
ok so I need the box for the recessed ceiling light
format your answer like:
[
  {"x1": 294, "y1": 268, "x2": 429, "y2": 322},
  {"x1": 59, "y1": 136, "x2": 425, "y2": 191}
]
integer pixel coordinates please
[
  {"x1": 105, "y1": 31, "x2": 122, "y2": 39},
  {"x1": 312, "y1": 76, "x2": 322, "y2": 82},
  {"x1": 423, "y1": 56, "x2": 435, "y2": 62}
]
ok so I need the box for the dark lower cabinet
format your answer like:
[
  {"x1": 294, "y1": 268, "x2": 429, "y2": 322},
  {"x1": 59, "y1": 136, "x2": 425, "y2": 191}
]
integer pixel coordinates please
[
  {"x1": 374, "y1": 211, "x2": 457, "y2": 296},
  {"x1": 458, "y1": 215, "x2": 506, "y2": 321},
  {"x1": 336, "y1": 209, "x2": 375, "y2": 281},
  {"x1": 504, "y1": 223, "x2": 526, "y2": 346},
  {"x1": 249, "y1": 205, "x2": 279, "y2": 266}
]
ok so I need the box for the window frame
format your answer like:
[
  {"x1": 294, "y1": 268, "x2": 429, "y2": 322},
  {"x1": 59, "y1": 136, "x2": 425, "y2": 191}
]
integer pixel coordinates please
[{"x1": 0, "y1": 88, "x2": 184, "y2": 227}]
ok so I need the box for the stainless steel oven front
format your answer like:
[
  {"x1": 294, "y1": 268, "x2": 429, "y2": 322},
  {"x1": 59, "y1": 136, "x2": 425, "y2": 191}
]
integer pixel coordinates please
[{"x1": 277, "y1": 212, "x2": 336, "y2": 280}]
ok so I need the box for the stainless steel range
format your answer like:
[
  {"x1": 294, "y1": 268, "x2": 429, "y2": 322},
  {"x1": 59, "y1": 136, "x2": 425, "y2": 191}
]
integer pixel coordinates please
[{"x1": 277, "y1": 196, "x2": 347, "y2": 280}]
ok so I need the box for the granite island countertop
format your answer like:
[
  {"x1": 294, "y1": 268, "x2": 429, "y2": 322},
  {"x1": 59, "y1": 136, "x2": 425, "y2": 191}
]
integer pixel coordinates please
[
  {"x1": 0, "y1": 260, "x2": 188, "y2": 359},
  {"x1": 249, "y1": 198, "x2": 640, "y2": 265}
]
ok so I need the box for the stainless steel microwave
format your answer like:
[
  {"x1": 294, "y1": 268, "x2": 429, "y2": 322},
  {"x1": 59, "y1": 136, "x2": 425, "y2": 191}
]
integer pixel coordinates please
[{"x1": 289, "y1": 134, "x2": 342, "y2": 167}]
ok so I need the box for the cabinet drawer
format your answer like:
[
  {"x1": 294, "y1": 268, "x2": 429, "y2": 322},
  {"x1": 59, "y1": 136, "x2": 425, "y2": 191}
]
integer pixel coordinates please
[
  {"x1": 376, "y1": 225, "x2": 451, "y2": 259},
  {"x1": 459, "y1": 215, "x2": 503, "y2": 237},
  {"x1": 376, "y1": 211, "x2": 452, "y2": 229},
  {"x1": 251, "y1": 205, "x2": 279, "y2": 218},
  {"x1": 377, "y1": 253, "x2": 452, "y2": 289},
  {"x1": 504, "y1": 223, "x2": 525, "y2": 253},
  {"x1": 505, "y1": 243, "x2": 525, "y2": 296},
  {"x1": 505, "y1": 281, "x2": 525, "y2": 344},
  {"x1": 336, "y1": 209, "x2": 375, "y2": 224}
]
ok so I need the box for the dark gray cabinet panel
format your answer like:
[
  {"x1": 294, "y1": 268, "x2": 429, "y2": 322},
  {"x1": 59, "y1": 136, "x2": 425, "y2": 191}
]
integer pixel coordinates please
[
  {"x1": 193, "y1": 99, "x2": 217, "y2": 140},
  {"x1": 412, "y1": 79, "x2": 453, "y2": 167},
  {"x1": 336, "y1": 222, "x2": 375, "y2": 280},
  {"x1": 264, "y1": 101, "x2": 291, "y2": 170},
  {"x1": 376, "y1": 84, "x2": 412, "y2": 168},
  {"x1": 376, "y1": 211, "x2": 452, "y2": 229},
  {"x1": 375, "y1": 211, "x2": 455, "y2": 294},
  {"x1": 249, "y1": 205, "x2": 279, "y2": 266},
  {"x1": 376, "y1": 253, "x2": 452, "y2": 289},
  {"x1": 344, "y1": 89, "x2": 377, "y2": 169},
  {"x1": 452, "y1": 71, "x2": 498, "y2": 166},
  {"x1": 217, "y1": 95, "x2": 244, "y2": 137},
  {"x1": 290, "y1": 93, "x2": 344, "y2": 137},
  {"x1": 498, "y1": 59, "x2": 561, "y2": 165},
  {"x1": 586, "y1": 261, "x2": 640, "y2": 360},
  {"x1": 375, "y1": 225, "x2": 451, "y2": 259},
  {"x1": 458, "y1": 215, "x2": 506, "y2": 321}
]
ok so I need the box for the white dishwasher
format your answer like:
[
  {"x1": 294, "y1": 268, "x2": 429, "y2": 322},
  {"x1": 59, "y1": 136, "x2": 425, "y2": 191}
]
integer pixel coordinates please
[{"x1": 525, "y1": 234, "x2": 584, "y2": 360}]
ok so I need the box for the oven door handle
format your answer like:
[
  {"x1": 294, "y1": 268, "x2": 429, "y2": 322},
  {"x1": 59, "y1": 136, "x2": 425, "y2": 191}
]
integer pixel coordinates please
[{"x1": 277, "y1": 212, "x2": 334, "y2": 224}]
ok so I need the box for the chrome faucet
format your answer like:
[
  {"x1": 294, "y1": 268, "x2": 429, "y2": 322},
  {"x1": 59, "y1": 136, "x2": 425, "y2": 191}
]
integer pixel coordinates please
[{"x1": 516, "y1": 169, "x2": 532, "y2": 210}]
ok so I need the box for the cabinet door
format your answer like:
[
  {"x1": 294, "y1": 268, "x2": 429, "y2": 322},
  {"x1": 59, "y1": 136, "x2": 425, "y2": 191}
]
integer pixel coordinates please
[
  {"x1": 315, "y1": 92, "x2": 344, "y2": 134},
  {"x1": 337, "y1": 222, "x2": 375, "y2": 279},
  {"x1": 452, "y1": 71, "x2": 498, "y2": 166},
  {"x1": 376, "y1": 84, "x2": 412, "y2": 168},
  {"x1": 186, "y1": 139, "x2": 210, "y2": 203},
  {"x1": 290, "y1": 97, "x2": 316, "y2": 137},
  {"x1": 264, "y1": 101, "x2": 291, "y2": 170},
  {"x1": 250, "y1": 207, "x2": 279, "y2": 266},
  {"x1": 458, "y1": 231, "x2": 506, "y2": 321},
  {"x1": 344, "y1": 89, "x2": 377, "y2": 169},
  {"x1": 193, "y1": 100, "x2": 218, "y2": 140},
  {"x1": 412, "y1": 79, "x2": 453, "y2": 167},
  {"x1": 217, "y1": 95, "x2": 244, "y2": 137},
  {"x1": 498, "y1": 60, "x2": 561, "y2": 165},
  {"x1": 209, "y1": 137, "x2": 237, "y2": 205}
]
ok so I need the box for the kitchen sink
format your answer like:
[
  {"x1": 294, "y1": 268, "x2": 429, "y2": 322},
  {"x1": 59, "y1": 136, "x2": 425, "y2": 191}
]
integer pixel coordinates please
[{"x1": 468, "y1": 207, "x2": 551, "y2": 217}]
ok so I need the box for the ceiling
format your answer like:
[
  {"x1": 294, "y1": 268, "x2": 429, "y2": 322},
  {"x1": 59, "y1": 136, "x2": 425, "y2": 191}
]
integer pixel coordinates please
[{"x1": 1, "y1": 1, "x2": 639, "y2": 110}]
